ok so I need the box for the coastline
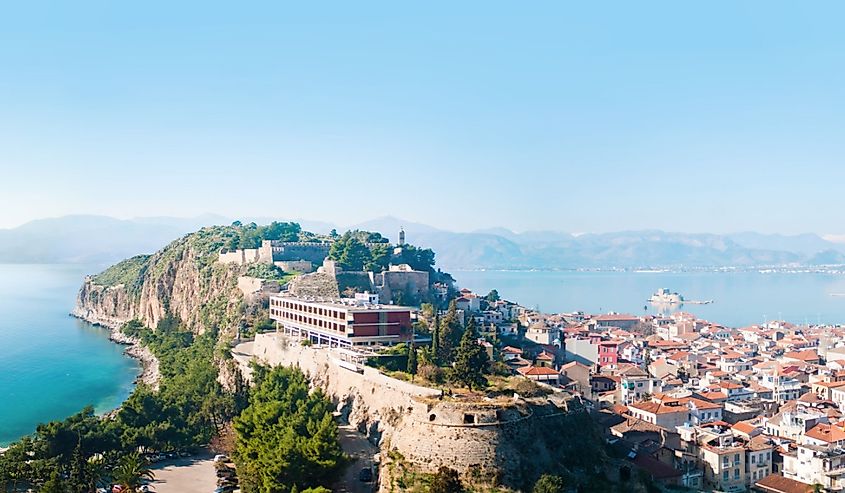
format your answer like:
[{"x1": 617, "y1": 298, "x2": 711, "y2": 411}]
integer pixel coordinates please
[{"x1": 70, "y1": 307, "x2": 161, "y2": 392}]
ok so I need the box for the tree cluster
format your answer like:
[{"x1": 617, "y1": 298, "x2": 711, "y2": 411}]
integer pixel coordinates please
[
  {"x1": 416, "y1": 300, "x2": 490, "y2": 390},
  {"x1": 0, "y1": 317, "x2": 248, "y2": 492},
  {"x1": 327, "y1": 230, "x2": 435, "y2": 274},
  {"x1": 233, "y1": 365, "x2": 345, "y2": 493},
  {"x1": 227, "y1": 221, "x2": 303, "y2": 250}
]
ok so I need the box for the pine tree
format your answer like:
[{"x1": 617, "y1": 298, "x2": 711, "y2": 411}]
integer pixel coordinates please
[
  {"x1": 407, "y1": 346, "x2": 418, "y2": 376},
  {"x1": 451, "y1": 317, "x2": 489, "y2": 390}
]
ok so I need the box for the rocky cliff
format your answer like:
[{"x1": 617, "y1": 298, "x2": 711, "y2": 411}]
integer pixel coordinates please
[{"x1": 73, "y1": 227, "x2": 248, "y2": 334}]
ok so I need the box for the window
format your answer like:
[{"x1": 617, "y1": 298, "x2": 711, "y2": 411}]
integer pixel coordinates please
[
  {"x1": 734, "y1": 469, "x2": 740, "y2": 479},
  {"x1": 751, "y1": 455, "x2": 756, "y2": 464},
  {"x1": 722, "y1": 470, "x2": 729, "y2": 481}
]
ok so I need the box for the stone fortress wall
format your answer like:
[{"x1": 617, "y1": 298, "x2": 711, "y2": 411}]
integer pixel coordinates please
[
  {"x1": 218, "y1": 241, "x2": 331, "y2": 266},
  {"x1": 244, "y1": 333, "x2": 579, "y2": 488}
]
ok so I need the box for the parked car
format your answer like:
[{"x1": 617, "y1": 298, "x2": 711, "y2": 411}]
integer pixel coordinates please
[
  {"x1": 213, "y1": 454, "x2": 229, "y2": 463},
  {"x1": 358, "y1": 467, "x2": 373, "y2": 483},
  {"x1": 214, "y1": 486, "x2": 237, "y2": 493}
]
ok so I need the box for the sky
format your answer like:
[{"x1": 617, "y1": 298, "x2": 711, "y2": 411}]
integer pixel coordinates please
[{"x1": 1, "y1": 2, "x2": 844, "y2": 234}]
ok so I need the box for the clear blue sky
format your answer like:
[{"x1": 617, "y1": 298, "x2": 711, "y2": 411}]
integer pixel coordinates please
[{"x1": 1, "y1": 1, "x2": 843, "y2": 234}]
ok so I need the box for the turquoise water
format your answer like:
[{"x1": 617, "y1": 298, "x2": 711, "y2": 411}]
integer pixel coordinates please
[
  {"x1": 454, "y1": 270, "x2": 845, "y2": 328},
  {"x1": 0, "y1": 264, "x2": 139, "y2": 446}
]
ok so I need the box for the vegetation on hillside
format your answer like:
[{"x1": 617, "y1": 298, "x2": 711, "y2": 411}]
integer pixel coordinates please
[
  {"x1": 244, "y1": 263, "x2": 298, "y2": 283},
  {"x1": 327, "y1": 230, "x2": 436, "y2": 274},
  {"x1": 0, "y1": 315, "x2": 247, "y2": 491},
  {"x1": 91, "y1": 254, "x2": 150, "y2": 294},
  {"x1": 233, "y1": 365, "x2": 345, "y2": 492},
  {"x1": 226, "y1": 221, "x2": 309, "y2": 250}
]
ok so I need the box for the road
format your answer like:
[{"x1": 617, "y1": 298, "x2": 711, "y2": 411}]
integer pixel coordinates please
[
  {"x1": 149, "y1": 451, "x2": 217, "y2": 493},
  {"x1": 334, "y1": 424, "x2": 380, "y2": 493}
]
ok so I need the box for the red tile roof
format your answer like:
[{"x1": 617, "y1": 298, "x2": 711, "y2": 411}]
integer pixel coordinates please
[
  {"x1": 517, "y1": 366, "x2": 560, "y2": 377},
  {"x1": 754, "y1": 474, "x2": 814, "y2": 493}
]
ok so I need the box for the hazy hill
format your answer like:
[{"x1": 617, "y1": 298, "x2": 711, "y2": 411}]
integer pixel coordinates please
[{"x1": 1, "y1": 214, "x2": 843, "y2": 269}]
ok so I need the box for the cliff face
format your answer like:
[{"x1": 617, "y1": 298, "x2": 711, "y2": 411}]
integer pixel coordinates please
[{"x1": 74, "y1": 229, "x2": 245, "y2": 333}]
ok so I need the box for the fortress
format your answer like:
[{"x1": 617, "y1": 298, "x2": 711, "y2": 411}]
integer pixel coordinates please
[
  {"x1": 220, "y1": 232, "x2": 432, "y2": 305},
  {"x1": 218, "y1": 240, "x2": 331, "y2": 271},
  {"x1": 237, "y1": 333, "x2": 587, "y2": 490}
]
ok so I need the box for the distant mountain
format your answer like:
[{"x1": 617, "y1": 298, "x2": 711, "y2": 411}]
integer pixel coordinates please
[
  {"x1": 804, "y1": 249, "x2": 845, "y2": 265},
  {"x1": 726, "y1": 232, "x2": 845, "y2": 256},
  {"x1": 0, "y1": 215, "x2": 195, "y2": 264},
  {"x1": 1, "y1": 214, "x2": 843, "y2": 269}
]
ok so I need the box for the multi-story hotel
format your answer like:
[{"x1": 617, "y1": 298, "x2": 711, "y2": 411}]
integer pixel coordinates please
[{"x1": 269, "y1": 295, "x2": 413, "y2": 347}]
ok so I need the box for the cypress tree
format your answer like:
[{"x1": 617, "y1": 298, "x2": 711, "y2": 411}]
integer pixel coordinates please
[
  {"x1": 451, "y1": 317, "x2": 489, "y2": 390},
  {"x1": 407, "y1": 345, "x2": 418, "y2": 375},
  {"x1": 431, "y1": 313, "x2": 441, "y2": 365}
]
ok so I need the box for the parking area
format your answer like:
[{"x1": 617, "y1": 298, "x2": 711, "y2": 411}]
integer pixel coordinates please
[{"x1": 149, "y1": 451, "x2": 217, "y2": 493}]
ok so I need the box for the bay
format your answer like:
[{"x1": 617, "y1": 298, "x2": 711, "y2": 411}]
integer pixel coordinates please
[
  {"x1": 453, "y1": 270, "x2": 845, "y2": 328},
  {"x1": 0, "y1": 264, "x2": 138, "y2": 446}
]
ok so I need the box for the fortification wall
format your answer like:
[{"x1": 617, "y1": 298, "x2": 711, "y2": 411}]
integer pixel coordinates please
[
  {"x1": 264, "y1": 241, "x2": 331, "y2": 263},
  {"x1": 274, "y1": 260, "x2": 313, "y2": 273},
  {"x1": 236, "y1": 276, "x2": 281, "y2": 302},
  {"x1": 218, "y1": 248, "x2": 262, "y2": 265},
  {"x1": 245, "y1": 333, "x2": 572, "y2": 488},
  {"x1": 378, "y1": 269, "x2": 430, "y2": 304}
]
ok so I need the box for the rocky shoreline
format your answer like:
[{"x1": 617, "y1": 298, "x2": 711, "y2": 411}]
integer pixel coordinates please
[
  {"x1": 70, "y1": 307, "x2": 161, "y2": 391},
  {"x1": 109, "y1": 326, "x2": 161, "y2": 391}
]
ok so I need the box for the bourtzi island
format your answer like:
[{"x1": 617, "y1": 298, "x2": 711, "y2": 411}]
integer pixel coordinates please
[{"x1": 2, "y1": 221, "x2": 843, "y2": 493}]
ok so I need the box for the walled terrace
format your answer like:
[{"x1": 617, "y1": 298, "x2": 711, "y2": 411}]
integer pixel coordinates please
[{"x1": 233, "y1": 333, "x2": 589, "y2": 490}]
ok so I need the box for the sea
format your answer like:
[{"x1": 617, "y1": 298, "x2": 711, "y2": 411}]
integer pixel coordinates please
[
  {"x1": 453, "y1": 269, "x2": 845, "y2": 328},
  {"x1": 0, "y1": 264, "x2": 138, "y2": 446}
]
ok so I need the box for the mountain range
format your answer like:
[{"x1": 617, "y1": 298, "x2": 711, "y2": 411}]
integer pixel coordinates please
[{"x1": 2, "y1": 214, "x2": 844, "y2": 270}]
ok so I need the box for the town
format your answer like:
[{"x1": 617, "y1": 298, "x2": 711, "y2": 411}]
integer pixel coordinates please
[{"x1": 223, "y1": 228, "x2": 845, "y2": 493}]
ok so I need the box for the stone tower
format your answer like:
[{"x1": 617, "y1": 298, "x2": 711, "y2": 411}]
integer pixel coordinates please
[{"x1": 398, "y1": 227, "x2": 405, "y2": 246}]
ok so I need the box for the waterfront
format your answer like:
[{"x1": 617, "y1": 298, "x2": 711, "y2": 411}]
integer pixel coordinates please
[
  {"x1": 0, "y1": 264, "x2": 139, "y2": 446},
  {"x1": 454, "y1": 269, "x2": 845, "y2": 328}
]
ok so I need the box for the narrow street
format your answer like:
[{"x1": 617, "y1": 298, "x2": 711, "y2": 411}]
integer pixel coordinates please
[{"x1": 334, "y1": 424, "x2": 380, "y2": 493}]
